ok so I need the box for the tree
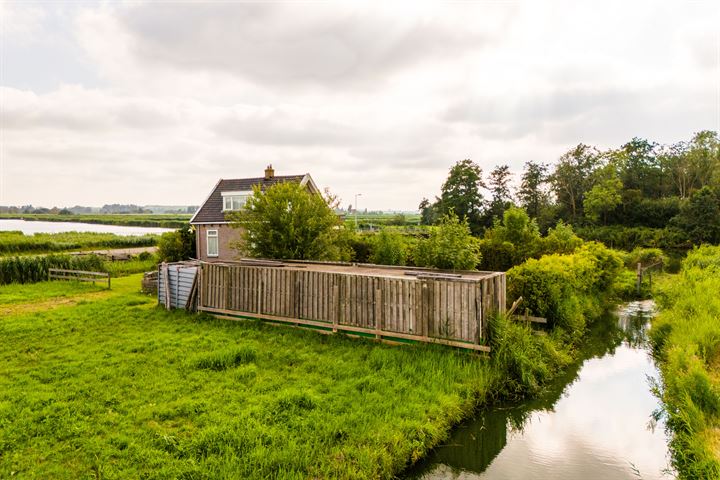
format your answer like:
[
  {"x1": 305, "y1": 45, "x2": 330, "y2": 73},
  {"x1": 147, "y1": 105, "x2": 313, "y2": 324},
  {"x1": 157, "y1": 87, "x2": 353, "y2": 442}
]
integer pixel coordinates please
[
  {"x1": 478, "y1": 207, "x2": 542, "y2": 270},
  {"x1": 671, "y1": 186, "x2": 720, "y2": 245},
  {"x1": 550, "y1": 144, "x2": 601, "y2": 222},
  {"x1": 418, "y1": 197, "x2": 436, "y2": 225},
  {"x1": 608, "y1": 138, "x2": 662, "y2": 198},
  {"x1": 486, "y1": 164, "x2": 513, "y2": 224},
  {"x1": 583, "y1": 166, "x2": 623, "y2": 225},
  {"x1": 437, "y1": 159, "x2": 486, "y2": 234},
  {"x1": 414, "y1": 212, "x2": 480, "y2": 270},
  {"x1": 517, "y1": 161, "x2": 549, "y2": 220},
  {"x1": 228, "y1": 182, "x2": 350, "y2": 261},
  {"x1": 157, "y1": 227, "x2": 196, "y2": 262}
]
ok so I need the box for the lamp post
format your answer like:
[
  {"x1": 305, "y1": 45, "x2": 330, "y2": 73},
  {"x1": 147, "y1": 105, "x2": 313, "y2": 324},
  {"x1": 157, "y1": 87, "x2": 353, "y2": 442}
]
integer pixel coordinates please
[{"x1": 354, "y1": 193, "x2": 362, "y2": 228}]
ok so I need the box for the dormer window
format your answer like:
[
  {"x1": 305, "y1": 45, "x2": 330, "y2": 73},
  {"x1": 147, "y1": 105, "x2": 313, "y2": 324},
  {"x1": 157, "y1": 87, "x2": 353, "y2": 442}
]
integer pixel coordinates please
[{"x1": 221, "y1": 191, "x2": 252, "y2": 211}]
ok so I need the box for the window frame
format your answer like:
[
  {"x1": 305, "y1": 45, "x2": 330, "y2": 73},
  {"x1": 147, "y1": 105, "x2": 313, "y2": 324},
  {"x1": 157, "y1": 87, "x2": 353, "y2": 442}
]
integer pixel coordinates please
[
  {"x1": 206, "y1": 229, "x2": 219, "y2": 257},
  {"x1": 221, "y1": 191, "x2": 252, "y2": 211}
]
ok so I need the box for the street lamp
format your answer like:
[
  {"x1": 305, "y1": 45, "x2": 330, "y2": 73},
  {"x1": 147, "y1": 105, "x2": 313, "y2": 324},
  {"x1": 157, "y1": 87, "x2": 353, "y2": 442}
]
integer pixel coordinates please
[{"x1": 354, "y1": 193, "x2": 362, "y2": 228}]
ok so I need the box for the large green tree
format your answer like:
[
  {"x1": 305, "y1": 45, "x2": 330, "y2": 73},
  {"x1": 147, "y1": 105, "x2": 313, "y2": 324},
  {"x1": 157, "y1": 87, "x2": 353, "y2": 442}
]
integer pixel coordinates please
[
  {"x1": 229, "y1": 182, "x2": 350, "y2": 261},
  {"x1": 671, "y1": 186, "x2": 720, "y2": 245},
  {"x1": 517, "y1": 161, "x2": 550, "y2": 220},
  {"x1": 437, "y1": 159, "x2": 486, "y2": 234},
  {"x1": 486, "y1": 164, "x2": 513, "y2": 224},
  {"x1": 550, "y1": 144, "x2": 601, "y2": 222}
]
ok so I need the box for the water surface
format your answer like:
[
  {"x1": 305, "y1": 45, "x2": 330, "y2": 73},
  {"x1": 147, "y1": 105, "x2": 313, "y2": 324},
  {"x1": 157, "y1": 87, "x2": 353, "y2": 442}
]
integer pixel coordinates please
[
  {"x1": 0, "y1": 219, "x2": 171, "y2": 236},
  {"x1": 407, "y1": 301, "x2": 673, "y2": 480}
]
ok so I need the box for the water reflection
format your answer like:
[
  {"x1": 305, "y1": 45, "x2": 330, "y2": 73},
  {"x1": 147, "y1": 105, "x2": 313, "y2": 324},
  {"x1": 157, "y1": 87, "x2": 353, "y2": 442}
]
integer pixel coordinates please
[{"x1": 406, "y1": 302, "x2": 673, "y2": 480}]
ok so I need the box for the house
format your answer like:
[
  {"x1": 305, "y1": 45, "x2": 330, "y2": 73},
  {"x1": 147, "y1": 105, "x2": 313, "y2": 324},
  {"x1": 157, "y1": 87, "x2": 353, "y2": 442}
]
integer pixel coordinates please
[{"x1": 189, "y1": 165, "x2": 320, "y2": 262}]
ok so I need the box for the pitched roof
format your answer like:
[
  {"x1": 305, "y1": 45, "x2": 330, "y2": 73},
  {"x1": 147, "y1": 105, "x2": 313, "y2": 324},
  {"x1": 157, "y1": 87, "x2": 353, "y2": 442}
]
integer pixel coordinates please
[{"x1": 190, "y1": 174, "x2": 312, "y2": 224}]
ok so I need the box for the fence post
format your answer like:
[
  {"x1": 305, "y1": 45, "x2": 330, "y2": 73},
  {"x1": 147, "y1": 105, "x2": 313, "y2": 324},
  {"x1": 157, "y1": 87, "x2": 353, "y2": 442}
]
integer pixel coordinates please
[{"x1": 636, "y1": 262, "x2": 642, "y2": 295}]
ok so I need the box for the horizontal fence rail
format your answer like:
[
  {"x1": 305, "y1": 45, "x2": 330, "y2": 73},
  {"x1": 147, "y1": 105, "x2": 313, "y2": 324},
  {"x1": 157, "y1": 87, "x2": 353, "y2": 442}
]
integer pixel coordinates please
[
  {"x1": 48, "y1": 268, "x2": 111, "y2": 289},
  {"x1": 196, "y1": 263, "x2": 506, "y2": 352}
]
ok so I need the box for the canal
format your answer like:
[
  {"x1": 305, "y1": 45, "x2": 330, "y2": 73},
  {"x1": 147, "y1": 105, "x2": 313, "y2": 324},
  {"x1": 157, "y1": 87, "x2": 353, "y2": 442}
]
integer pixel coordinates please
[{"x1": 406, "y1": 300, "x2": 674, "y2": 479}]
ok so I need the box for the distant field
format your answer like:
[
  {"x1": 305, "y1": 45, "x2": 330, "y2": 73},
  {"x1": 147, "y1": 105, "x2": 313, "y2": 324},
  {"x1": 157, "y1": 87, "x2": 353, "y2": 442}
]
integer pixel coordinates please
[
  {"x1": 344, "y1": 212, "x2": 422, "y2": 228},
  {"x1": 0, "y1": 231, "x2": 158, "y2": 256},
  {"x1": 0, "y1": 213, "x2": 191, "y2": 229},
  {"x1": 0, "y1": 274, "x2": 497, "y2": 479}
]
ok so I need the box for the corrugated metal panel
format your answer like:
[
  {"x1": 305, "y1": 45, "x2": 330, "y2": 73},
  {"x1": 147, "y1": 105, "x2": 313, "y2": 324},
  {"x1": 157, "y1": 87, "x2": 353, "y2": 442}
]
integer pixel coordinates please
[{"x1": 158, "y1": 263, "x2": 198, "y2": 309}]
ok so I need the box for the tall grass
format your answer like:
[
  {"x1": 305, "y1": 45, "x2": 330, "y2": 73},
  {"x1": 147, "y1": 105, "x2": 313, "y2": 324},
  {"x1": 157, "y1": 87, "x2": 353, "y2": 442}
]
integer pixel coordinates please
[
  {"x1": 0, "y1": 254, "x2": 106, "y2": 285},
  {"x1": 0, "y1": 231, "x2": 157, "y2": 255},
  {"x1": 651, "y1": 245, "x2": 720, "y2": 479}
]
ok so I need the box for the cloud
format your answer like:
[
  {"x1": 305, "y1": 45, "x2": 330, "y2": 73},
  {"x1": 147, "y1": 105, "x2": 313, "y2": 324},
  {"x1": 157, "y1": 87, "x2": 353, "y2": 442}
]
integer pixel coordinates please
[
  {"x1": 1, "y1": 1, "x2": 718, "y2": 210},
  {"x1": 114, "y1": 2, "x2": 506, "y2": 89}
]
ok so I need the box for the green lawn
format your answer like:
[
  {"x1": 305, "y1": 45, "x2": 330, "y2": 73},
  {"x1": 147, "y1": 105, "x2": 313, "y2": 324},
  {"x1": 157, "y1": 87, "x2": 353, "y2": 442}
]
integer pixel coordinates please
[{"x1": 0, "y1": 274, "x2": 499, "y2": 479}]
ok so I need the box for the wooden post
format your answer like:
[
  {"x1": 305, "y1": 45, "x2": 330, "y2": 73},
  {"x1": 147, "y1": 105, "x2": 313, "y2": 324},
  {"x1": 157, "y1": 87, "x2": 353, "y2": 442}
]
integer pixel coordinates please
[
  {"x1": 162, "y1": 263, "x2": 171, "y2": 310},
  {"x1": 332, "y1": 284, "x2": 339, "y2": 333},
  {"x1": 108, "y1": 274, "x2": 111, "y2": 290},
  {"x1": 636, "y1": 262, "x2": 642, "y2": 294},
  {"x1": 375, "y1": 288, "x2": 383, "y2": 340}
]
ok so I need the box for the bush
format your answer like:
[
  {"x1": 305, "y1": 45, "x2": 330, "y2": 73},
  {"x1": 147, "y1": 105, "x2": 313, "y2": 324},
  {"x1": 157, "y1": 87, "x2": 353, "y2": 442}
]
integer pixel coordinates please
[
  {"x1": 413, "y1": 213, "x2": 480, "y2": 270},
  {"x1": 623, "y1": 247, "x2": 667, "y2": 269},
  {"x1": 157, "y1": 227, "x2": 196, "y2": 263},
  {"x1": 506, "y1": 242, "x2": 624, "y2": 340},
  {"x1": 370, "y1": 229, "x2": 408, "y2": 266}
]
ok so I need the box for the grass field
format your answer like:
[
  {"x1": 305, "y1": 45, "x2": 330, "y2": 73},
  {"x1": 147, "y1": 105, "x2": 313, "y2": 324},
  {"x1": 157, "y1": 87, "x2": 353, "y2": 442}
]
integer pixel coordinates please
[
  {"x1": 1, "y1": 275, "x2": 507, "y2": 479},
  {"x1": 0, "y1": 231, "x2": 158, "y2": 256},
  {"x1": 651, "y1": 245, "x2": 720, "y2": 478}
]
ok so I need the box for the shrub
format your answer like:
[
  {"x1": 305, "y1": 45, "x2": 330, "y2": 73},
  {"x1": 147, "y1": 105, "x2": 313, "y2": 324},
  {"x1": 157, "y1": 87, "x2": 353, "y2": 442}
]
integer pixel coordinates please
[
  {"x1": 623, "y1": 247, "x2": 667, "y2": 269},
  {"x1": 506, "y1": 242, "x2": 624, "y2": 340},
  {"x1": 157, "y1": 227, "x2": 196, "y2": 263},
  {"x1": 369, "y1": 229, "x2": 408, "y2": 266},
  {"x1": 413, "y1": 213, "x2": 480, "y2": 270}
]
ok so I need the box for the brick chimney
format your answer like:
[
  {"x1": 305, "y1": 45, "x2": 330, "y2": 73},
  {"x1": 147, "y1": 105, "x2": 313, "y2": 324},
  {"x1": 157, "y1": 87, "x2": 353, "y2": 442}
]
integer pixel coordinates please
[{"x1": 264, "y1": 164, "x2": 274, "y2": 180}]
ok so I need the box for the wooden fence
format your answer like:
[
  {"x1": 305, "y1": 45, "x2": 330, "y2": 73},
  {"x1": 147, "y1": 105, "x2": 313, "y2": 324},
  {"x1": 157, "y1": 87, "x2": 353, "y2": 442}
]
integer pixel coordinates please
[
  {"x1": 158, "y1": 263, "x2": 199, "y2": 310},
  {"x1": 48, "y1": 268, "x2": 111, "y2": 289},
  {"x1": 196, "y1": 262, "x2": 506, "y2": 352}
]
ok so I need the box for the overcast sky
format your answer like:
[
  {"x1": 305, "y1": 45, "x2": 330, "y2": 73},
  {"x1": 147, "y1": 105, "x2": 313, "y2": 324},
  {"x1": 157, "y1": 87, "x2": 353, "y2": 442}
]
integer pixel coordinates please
[{"x1": 1, "y1": 1, "x2": 718, "y2": 210}]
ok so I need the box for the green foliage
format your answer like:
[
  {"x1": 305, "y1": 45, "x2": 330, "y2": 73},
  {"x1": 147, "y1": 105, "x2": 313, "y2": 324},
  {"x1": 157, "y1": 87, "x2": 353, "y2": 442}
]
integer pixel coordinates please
[
  {"x1": 414, "y1": 213, "x2": 480, "y2": 270},
  {"x1": 623, "y1": 247, "x2": 667, "y2": 269},
  {"x1": 651, "y1": 246, "x2": 720, "y2": 478},
  {"x1": 428, "y1": 159, "x2": 486, "y2": 234},
  {"x1": 550, "y1": 144, "x2": 602, "y2": 222},
  {"x1": 583, "y1": 176, "x2": 623, "y2": 224},
  {"x1": 541, "y1": 221, "x2": 583, "y2": 255},
  {"x1": 487, "y1": 314, "x2": 571, "y2": 398},
  {"x1": 369, "y1": 229, "x2": 408, "y2": 266},
  {"x1": 517, "y1": 161, "x2": 550, "y2": 220},
  {"x1": 157, "y1": 227, "x2": 196, "y2": 263},
  {"x1": 507, "y1": 242, "x2": 624, "y2": 340},
  {"x1": 103, "y1": 255, "x2": 158, "y2": 277},
  {"x1": 478, "y1": 207, "x2": 542, "y2": 271},
  {"x1": 576, "y1": 225, "x2": 690, "y2": 251},
  {"x1": 0, "y1": 254, "x2": 106, "y2": 285},
  {"x1": 0, "y1": 231, "x2": 157, "y2": 255},
  {"x1": 229, "y1": 182, "x2": 350, "y2": 261},
  {"x1": 671, "y1": 186, "x2": 720, "y2": 245}
]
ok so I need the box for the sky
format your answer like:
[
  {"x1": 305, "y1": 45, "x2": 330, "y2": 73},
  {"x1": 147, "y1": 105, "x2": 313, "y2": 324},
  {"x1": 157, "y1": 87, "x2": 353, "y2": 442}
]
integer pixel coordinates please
[{"x1": 0, "y1": 0, "x2": 718, "y2": 211}]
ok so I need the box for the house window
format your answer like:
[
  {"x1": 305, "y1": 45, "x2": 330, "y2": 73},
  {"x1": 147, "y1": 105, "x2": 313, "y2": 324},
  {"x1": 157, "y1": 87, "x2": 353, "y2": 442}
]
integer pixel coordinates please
[
  {"x1": 207, "y1": 229, "x2": 219, "y2": 257},
  {"x1": 222, "y1": 192, "x2": 251, "y2": 211}
]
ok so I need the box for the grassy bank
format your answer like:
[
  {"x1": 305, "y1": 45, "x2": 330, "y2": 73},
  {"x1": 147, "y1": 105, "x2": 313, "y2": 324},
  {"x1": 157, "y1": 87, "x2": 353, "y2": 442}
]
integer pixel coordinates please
[
  {"x1": 0, "y1": 242, "x2": 628, "y2": 478},
  {"x1": 0, "y1": 275, "x2": 505, "y2": 478},
  {"x1": 0, "y1": 231, "x2": 158, "y2": 256},
  {"x1": 0, "y1": 213, "x2": 190, "y2": 229},
  {"x1": 651, "y1": 245, "x2": 720, "y2": 479}
]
